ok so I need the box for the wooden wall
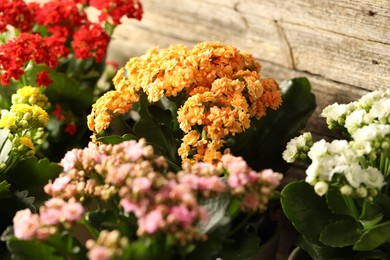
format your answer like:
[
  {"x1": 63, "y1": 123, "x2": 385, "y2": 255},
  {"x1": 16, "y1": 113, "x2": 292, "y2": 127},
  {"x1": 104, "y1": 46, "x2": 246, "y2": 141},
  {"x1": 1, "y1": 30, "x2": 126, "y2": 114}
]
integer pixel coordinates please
[{"x1": 108, "y1": 0, "x2": 389, "y2": 139}]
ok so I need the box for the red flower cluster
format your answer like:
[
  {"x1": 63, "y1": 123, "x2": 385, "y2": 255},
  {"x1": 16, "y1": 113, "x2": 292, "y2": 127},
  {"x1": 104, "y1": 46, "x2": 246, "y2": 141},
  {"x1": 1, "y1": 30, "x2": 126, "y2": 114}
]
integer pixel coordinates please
[
  {"x1": 0, "y1": 0, "x2": 143, "y2": 87},
  {"x1": 36, "y1": 71, "x2": 53, "y2": 87},
  {"x1": 0, "y1": 33, "x2": 64, "y2": 85},
  {"x1": 34, "y1": 0, "x2": 87, "y2": 37},
  {"x1": 89, "y1": 0, "x2": 143, "y2": 25},
  {"x1": 0, "y1": 0, "x2": 34, "y2": 33},
  {"x1": 71, "y1": 24, "x2": 110, "y2": 63}
]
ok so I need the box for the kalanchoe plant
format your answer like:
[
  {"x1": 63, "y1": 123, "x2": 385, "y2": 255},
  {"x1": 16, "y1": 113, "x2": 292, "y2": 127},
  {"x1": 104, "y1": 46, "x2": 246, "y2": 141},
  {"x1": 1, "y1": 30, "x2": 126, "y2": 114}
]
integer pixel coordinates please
[
  {"x1": 281, "y1": 89, "x2": 390, "y2": 259},
  {"x1": 87, "y1": 42, "x2": 316, "y2": 172},
  {"x1": 2, "y1": 138, "x2": 283, "y2": 259}
]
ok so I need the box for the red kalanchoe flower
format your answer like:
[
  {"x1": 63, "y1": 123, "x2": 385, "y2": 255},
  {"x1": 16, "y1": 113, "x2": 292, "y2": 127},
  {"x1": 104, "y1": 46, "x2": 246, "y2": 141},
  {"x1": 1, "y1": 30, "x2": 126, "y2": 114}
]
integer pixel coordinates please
[
  {"x1": 34, "y1": 0, "x2": 87, "y2": 37},
  {"x1": 89, "y1": 0, "x2": 143, "y2": 25},
  {"x1": 52, "y1": 104, "x2": 65, "y2": 121},
  {"x1": 0, "y1": 0, "x2": 35, "y2": 32},
  {"x1": 71, "y1": 23, "x2": 110, "y2": 62},
  {"x1": 0, "y1": 33, "x2": 64, "y2": 85},
  {"x1": 36, "y1": 71, "x2": 53, "y2": 87},
  {"x1": 65, "y1": 123, "x2": 77, "y2": 136}
]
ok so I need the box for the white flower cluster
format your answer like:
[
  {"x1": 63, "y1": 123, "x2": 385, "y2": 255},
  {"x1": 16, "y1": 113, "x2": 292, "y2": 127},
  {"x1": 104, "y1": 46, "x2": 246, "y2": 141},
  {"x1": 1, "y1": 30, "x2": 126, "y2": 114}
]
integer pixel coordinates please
[
  {"x1": 305, "y1": 139, "x2": 384, "y2": 197},
  {"x1": 322, "y1": 89, "x2": 390, "y2": 159},
  {"x1": 282, "y1": 132, "x2": 312, "y2": 163},
  {"x1": 284, "y1": 89, "x2": 389, "y2": 198}
]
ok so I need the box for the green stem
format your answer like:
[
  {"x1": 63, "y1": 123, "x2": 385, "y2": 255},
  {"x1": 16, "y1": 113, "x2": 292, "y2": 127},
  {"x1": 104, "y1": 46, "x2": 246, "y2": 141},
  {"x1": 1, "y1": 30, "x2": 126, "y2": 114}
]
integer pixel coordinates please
[
  {"x1": 343, "y1": 195, "x2": 360, "y2": 220},
  {"x1": 20, "y1": 74, "x2": 27, "y2": 87}
]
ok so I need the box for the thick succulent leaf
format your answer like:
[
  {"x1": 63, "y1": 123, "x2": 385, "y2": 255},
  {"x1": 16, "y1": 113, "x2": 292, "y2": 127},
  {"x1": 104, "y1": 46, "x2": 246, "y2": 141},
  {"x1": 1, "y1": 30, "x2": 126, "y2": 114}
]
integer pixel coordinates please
[
  {"x1": 281, "y1": 181, "x2": 336, "y2": 243},
  {"x1": 6, "y1": 157, "x2": 62, "y2": 203},
  {"x1": 354, "y1": 221, "x2": 390, "y2": 251},
  {"x1": 319, "y1": 219, "x2": 361, "y2": 247}
]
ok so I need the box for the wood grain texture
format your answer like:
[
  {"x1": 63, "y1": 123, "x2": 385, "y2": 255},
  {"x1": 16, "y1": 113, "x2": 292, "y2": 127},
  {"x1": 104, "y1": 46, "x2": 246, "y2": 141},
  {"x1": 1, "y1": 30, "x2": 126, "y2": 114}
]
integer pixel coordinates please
[{"x1": 108, "y1": 0, "x2": 390, "y2": 139}]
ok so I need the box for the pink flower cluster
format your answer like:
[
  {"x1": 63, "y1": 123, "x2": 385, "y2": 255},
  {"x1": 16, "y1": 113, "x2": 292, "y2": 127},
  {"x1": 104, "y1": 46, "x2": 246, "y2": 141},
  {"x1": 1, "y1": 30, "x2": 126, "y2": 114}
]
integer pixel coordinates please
[
  {"x1": 13, "y1": 198, "x2": 84, "y2": 240},
  {"x1": 222, "y1": 154, "x2": 283, "y2": 211},
  {"x1": 41, "y1": 139, "x2": 281, "y2": 246}
]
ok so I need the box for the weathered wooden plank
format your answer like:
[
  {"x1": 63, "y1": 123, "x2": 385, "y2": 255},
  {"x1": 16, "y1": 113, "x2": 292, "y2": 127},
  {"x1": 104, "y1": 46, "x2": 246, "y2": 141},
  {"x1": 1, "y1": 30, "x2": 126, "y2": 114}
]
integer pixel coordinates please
[
  {"x1": 281, "y1": 22, "x2": 390, "y2": 91},
  {"x1": 237, "y1": 0, "x2": 390, "y2": 44},
  {"x1": 259, "y1": 60, "x2": 369, "y2": 138}
]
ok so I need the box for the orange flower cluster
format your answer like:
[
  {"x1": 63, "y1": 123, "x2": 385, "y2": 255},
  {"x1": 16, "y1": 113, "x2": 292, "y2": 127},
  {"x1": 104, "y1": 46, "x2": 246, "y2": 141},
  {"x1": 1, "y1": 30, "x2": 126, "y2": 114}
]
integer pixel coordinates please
[{"x1": 87, "y1": 42, "x2": 282, "y2": 163}]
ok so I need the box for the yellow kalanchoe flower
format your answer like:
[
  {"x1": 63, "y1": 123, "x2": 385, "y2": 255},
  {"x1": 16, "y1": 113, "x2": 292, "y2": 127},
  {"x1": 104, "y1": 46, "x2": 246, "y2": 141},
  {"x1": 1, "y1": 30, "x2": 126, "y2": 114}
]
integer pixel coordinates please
[
  {"x1": 88, "y1": 42, "x2": 282, "y2": 164},
  {"x1": 12, "y1": 86, "x2": 51, "y2": 109},
  {"x1": 19, "y1": 136, "x2": 35, "y2": 151},
  {"x1": 11, "y1": 104, "x2": 48, "y2": 128}
]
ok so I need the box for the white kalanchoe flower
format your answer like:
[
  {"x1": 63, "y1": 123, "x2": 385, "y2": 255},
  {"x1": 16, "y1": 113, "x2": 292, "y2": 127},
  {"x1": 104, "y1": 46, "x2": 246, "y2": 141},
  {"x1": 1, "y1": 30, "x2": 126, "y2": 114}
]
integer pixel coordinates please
[
  {"x1": 364, "y1": 166, "x2": 385, "y2": 190},
  {"x1": 344, "y1": 164, "x2": 368, "y2": 188},
  {"x1": 308, "y1": 139, "x2": 327, "y2": 159},
  {"x1": 321, "y1": 103, "x2": 349, "y2": 125},
  {"x1": 282, "y1": 132, "x2": 313, "y2": 163},
  {"x1": 345, "y1": 109, "x2": 366, "y2": 134},
  {"x1": 369, "y1": 96, "x2": 390, "y2": 121},
  {"x1": 358, "y1": 90, "x2": 383, "y2": 110},
  {"x1": 282, "y1": 142, "x2": 298, "y2": 163},
  {"x1": 352, "y1": 123, "x2": 389, "y2": 143}
]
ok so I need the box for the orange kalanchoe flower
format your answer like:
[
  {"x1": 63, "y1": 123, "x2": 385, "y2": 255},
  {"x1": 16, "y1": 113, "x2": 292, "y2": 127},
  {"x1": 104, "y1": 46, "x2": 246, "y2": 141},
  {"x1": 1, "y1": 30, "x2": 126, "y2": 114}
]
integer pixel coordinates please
[{"x1": 87, "y1": 42, "x2": 282, "y2": 164}]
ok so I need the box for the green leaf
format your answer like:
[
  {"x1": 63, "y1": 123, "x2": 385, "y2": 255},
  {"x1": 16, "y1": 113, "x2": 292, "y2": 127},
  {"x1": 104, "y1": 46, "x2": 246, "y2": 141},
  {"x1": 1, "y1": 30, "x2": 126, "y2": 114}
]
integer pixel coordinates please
[
  {"x1": 281, "y1": 181, "x2": 336, "y2": 243},
  {"x1": 297, "y1": 236, "x2": 354, "y2": 260},
  {"x1": 230, "y1": 77, "x2": 316, "y2": 171},
  {"x1": 96, "y1": 133, "x2": 138, "y2": 145},
  {"x1": 25, "y1": 66, "x2": 94, "y2": 113},
  {"x1": 187, "y1": 221, "x2": 231, "y2": 260},
  {"x1": 6, "y1": 157, "x2": 62, "y2": 203},
  {"x1": 354, "y1": 221, "x2": 390, "y2": 250},
  {"x1": 133, "y1": 95, "x2": 181, "y2": 167},
  {"x1": 320, "y1": 219, "x2": 361, "y2": 247},
  {"x1": 6, "y1": 237, "x2": 63, "y2": 260},
  {"x1": 147, "y1": 105, "x2": 174, "y2": 128}
]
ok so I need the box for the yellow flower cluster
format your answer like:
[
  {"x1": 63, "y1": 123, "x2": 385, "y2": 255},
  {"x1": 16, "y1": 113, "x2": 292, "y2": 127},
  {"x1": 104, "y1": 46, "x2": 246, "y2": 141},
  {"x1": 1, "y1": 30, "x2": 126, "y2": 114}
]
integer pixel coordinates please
[
  {"x1": 0, "y1": 86, "x2": 49, "y2": 155},
  {"x1": 11, "y1": 86, "x2": 51, "y2": 109},
  {"x1": 87, "y1": 42, "x2": 282, "y2": 163}
]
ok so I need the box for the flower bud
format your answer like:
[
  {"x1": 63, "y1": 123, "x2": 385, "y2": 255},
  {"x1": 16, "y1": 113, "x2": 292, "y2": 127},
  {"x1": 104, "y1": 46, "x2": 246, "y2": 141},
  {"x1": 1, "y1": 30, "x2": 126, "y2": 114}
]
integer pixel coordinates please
[
  {"x1": 340, "y1": 185, "x2": 353, "y2": 196},
  {"x1": 314, "y1": 181, "x2": 328, "y2": 196}
]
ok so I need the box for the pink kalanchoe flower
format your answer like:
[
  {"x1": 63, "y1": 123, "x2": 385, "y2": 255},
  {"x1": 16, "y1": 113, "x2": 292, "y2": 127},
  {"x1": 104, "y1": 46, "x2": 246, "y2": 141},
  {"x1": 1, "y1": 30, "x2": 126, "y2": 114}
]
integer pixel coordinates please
[
  {"x1": 39, "y1": 207, "x2": 62, "y2": 225},
  {"x1": 50, "y1": 175, "x2": 71, "y2": 193},
  {"x1": 261, "y1": 169, "x2": 282, "y2": 187},
  {"x1": 60, "y1": 149, "x2": 79, "y2": 171},
  {"x1": 221, "y1": 154, "x2": 248, "y2": 176},
  {"x1": 13, "y1": 209, "x2": 40, "y2": 240},
  {"x1": 122, "y1": 140, "x2": 145, "y2": 161},
  {"x1": 241, "y1": 192, "x2": 260, "y2": 211},
  {"x1": 170, "y1": 205, "x2": 195, "y2": 227},
  {"x1": 132, "y1": 177, "x2": 152, "y2": 193},
  {"x1": 62, "y1": 201, "x2": 84, "y2": 222},
  {"x1": 105, "y1": 163, "x2": 132, "y2": 185},
  {"x1": 87, "y1": 245, "x2": 110, "y2": 260},
  {"x1": 227, "y1": 172, "x2": 249, "y2": 189},
  {"x1": 121, "y1": 198, "x2": 147, "y2": 217},
  {"x1": 139, "y1": 209, "x2": 164, "y2": 234}
]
